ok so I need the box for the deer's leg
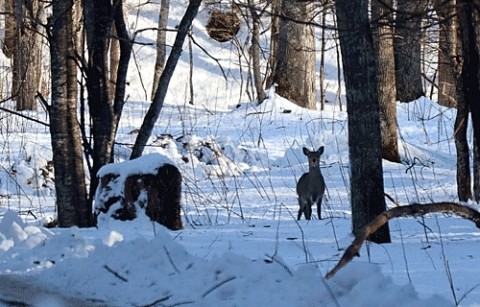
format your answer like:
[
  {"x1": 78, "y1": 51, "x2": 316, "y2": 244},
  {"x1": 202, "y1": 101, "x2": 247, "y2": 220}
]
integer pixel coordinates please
[
  {"x1": 298, "y1": 198, "x2": 306, "y2": 220},
  {"x1": 316, "y1": 195, "x2": 323, "y2": 220},
  {"x1": 305, "y1": 200, "x2": 312, "y2": 220}
]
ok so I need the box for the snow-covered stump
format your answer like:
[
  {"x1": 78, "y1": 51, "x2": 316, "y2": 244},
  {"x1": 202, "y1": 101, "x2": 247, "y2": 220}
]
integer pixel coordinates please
[{"x1": 94, "y1": 154, "x2": 182, "y2": 230}]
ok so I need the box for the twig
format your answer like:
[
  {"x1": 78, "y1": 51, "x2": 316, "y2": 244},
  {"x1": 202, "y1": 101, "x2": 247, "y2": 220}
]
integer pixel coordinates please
[
  {"x1": 163, "y1": 246, "x2": 180, "y2": 273},
  {"x1": 384, "y1": 192, "x2": 399, "y2": 207},
  {"x1": 103, "y1": 265, "x2": 128, "y2": 282},
  {"x1": 201, "y1": 276, "x2": 236, "y2": 298},
  {"x1": 0, "y1": 106, "x2": 49, "y2": 127},
  {"x1": 138, "y1": 294, "x2": 172, "y2": 307},
  {"x1": 435, "y1": 217, "x2": 458, "y2": 305}
]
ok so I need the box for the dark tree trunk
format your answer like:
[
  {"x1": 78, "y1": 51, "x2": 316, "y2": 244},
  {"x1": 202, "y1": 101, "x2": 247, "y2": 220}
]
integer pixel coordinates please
[
  {"x1": 371, "y1": 0, "x2": 400, "y2": 163},
  {"x1": 456, "y1": 0, "x2": 480, "y2": 201},
  {"x1": 83, "y1": 0, "x2": 116, "y2": 203},
  {"x1": 335, "y1": 0, "x2": 391, "y2": 243},
  {"x1": 50, "y1": 0, "x2": 91, "y2": 227},
  {"x1": 131, "y1": 0, "x2": 203, "y2": 159},
  {"x1": 454, "y1": 89, "x2": 472, "y2": 201},
  {"x1": 394, "y1": 0, "x2": 426, "y2": 102},
  {"x1": 433, "y1": 0, "x2": 474, "y2": 200},
  {"x1": 269, "y1": 0, "x2": 316, "y2": 109}
]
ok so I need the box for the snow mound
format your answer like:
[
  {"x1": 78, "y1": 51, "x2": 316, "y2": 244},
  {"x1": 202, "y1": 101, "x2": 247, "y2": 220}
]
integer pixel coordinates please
[{"x1": 0, "y1": 212, "x2": 452, "y2": 306}]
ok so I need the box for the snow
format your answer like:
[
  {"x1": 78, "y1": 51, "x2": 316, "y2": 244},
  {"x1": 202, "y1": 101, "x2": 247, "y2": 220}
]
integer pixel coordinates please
[{"x1": 0, "y1": 1, "x2": 478, "y2": 306}]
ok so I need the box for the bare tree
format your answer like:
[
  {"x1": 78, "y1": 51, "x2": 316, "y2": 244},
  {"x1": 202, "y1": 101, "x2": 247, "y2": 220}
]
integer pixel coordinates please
[
  {"x1": 268, "y1": 0, "x2": 316, "y2": 109},
  {"x1": 371, "y1": 0, "x2": 400, "y2": 163},
  {"x1": 131, "y1": 0, "x2": 203, "y2": 159},
  {"x1": 335, "y1": 0, "x2": 391, "y2": 243},
  {"x1": 49, "y1": 0, "x2": 91, "y2": 227}
]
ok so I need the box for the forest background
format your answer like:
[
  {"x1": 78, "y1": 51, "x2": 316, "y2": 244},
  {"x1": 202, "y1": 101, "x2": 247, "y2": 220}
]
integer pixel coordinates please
[{"x1": 0, "y1": 0, "x2": 479, "y2": 305}]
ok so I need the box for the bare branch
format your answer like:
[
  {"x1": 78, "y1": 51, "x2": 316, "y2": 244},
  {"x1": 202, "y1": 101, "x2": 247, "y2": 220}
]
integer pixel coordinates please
[{"x1": 325, "y1": 202, "x2": 480, "y2": 279}]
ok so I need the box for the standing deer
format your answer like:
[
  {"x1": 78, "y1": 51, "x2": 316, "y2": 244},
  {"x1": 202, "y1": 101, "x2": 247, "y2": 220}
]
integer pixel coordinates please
[{"x1": 296, "y1": 146, "x2": 326, "y2": 220}]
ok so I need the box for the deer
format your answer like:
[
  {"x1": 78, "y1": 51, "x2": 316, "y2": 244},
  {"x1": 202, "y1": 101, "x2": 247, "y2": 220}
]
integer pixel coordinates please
[{"x1": 296, "y1": 146, "x2": 326, "y2": 220}]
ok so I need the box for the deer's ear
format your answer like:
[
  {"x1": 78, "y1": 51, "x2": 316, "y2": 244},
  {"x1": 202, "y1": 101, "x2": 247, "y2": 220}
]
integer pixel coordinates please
[
  {"x1": 318, "y1": 146, "x2": 324, "y2": 155},
  {"x1": 303, "y1": 147, "x2": 310, "y2": 155}
]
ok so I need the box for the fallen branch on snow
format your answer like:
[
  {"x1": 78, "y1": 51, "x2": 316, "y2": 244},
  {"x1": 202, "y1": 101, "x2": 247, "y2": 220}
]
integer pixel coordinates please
[{"x1": 325, "y1": 202, "x2": 480, "y2": 279}]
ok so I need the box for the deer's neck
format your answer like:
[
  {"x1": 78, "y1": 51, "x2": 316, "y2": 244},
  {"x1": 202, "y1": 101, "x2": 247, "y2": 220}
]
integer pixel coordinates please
[{"x1": 309, "y1": 166, "x2": 322, "y2": 179}]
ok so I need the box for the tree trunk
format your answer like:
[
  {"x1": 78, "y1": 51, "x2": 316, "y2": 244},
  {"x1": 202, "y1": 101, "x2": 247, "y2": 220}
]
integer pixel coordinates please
[
  {"x1": 319, "y1": 7, "x2": 327, "y2": 111},
  {"x1": 266, "y1": 0, "x2": 281, "y2": 88},
  {"x1": 335, "y1": 0, "x2": 391, "y2": 243},
  {"x1": 474, "y1": 138, "x2": 480, "y2": 202},
  {"x1": 4, "y1": 0, "x2": 42, "y2": 110},
  {"x1": 435, "y1": 0, "x2": 458, "y2": 108},
  {"x1": 131, "y1": 0, "x2": 203, "y2": 159},
  {"x1": 371, "y1": 0, "x2": 400, "y2": 163},
  {"x1": 151, "y1": 0, "x2": 170, "y2": 99},
  {"x1": 454, "y1": 90, "x2": 472, "y2": 201},
  {"x1": 270, "y1": 0, "x2": 316, "y2": 109},
  {"x1": 433, "y1": 0, "x2": 474, "y2": 200},
  {"x1": 457, "y1": 1, "x2": 480, "y2": 160},
  {"x1": 50, "y1": 0, "x2": 91, "y2": 227},
  {"x1": 249, "y1": 1, "x2": 266, "y2": 104},
  {"x1": 112, "y1": 0, "x2": 133, "y2": 129},
  {"x1": 456, "y1": 0, "x2": 480, "y2": 201},
  {"x1": 110, "y1": 24, "x2": 120, "y2": 103},
  {"x1": 83, "y1": 0, "x2": 116, "y2": 203},
  {"x1": 394, "y1": 0, "x2": 426, "y2": 102}
]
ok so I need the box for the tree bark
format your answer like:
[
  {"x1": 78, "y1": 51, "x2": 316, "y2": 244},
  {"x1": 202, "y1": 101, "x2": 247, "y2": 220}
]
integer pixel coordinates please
[
  {"x1": 456, "y1": 0, "x2": 480, "y2": 201},
  {"x1": 319, "y1": 7, "x2": 327, "y2": 111},
  {"x1": 371, "y1": 0, "x2": 400, "y2": 163},
  {"x1": 394, "y1": 0, "x2": 426, "y2": 102},
  {"x1": 454, "y1": 87, "x2": 472, "y2": 201},
  {"x1": 266, "y1": 0, "x2": 281, "y2": 88},
  {"x1": 434, "y1": 0, "x2": 458, "y2": 108},
  {"x1": 457, "y1": 1, "x2": 480, "y2": 160},
  {"x1": 83, "y1": 0, "x2": 116, "y2": 203},
  {"x1": 269, "y1": 0, "x2": 316, "y2": 109},
  {"x1": 249, "y1": 1, "x2": 266, "y2": 103},
  {"x1": 335, "y1": 0, "x2": 391, "y2": 243},
  {"x1": 50, "y1": 0, "x2": 91, "y2": 227},
  {"x1": 112, "y1": 0, "x2": 133, "y2": 129},
  {"x1": 4, "y1": 0, "x2": 42, "y2": 110},
  {"x1": 151, "y1": 0, "x2": 170, "y2": 99}
]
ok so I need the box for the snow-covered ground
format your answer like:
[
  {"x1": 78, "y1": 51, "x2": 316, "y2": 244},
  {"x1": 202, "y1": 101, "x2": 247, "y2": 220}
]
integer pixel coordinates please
[{"x1": 0, "y1": 1, "x2": 478, "y2": 306}]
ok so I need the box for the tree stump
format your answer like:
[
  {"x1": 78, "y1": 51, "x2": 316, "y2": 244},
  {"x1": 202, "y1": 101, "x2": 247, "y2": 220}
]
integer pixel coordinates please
[{"x1": 94, "y1": 154, "x2": 182, "y2": 230}]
